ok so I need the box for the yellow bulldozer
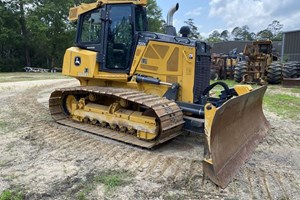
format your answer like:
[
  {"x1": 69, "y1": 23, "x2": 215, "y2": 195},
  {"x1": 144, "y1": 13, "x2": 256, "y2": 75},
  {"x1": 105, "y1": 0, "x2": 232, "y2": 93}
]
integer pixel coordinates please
[
  {"x1": 49, "y1": 0, "x2": 270, "y2": 188},
  {"x1": 234, "y1": 40, "x2": 300, "y2": 84}
]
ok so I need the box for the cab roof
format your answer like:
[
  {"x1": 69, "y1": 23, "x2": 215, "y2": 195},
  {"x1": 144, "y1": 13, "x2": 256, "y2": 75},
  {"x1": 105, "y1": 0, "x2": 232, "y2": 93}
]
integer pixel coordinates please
[{"x1": 68, "y1": 0, "x2": 147, "y2": 22}]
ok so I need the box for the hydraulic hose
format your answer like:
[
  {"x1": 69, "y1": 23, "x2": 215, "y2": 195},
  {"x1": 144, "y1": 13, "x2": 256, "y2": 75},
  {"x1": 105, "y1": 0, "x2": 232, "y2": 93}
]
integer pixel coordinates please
[{"x1": 202, "y1": 82, "x2": 231, "y2": 97}]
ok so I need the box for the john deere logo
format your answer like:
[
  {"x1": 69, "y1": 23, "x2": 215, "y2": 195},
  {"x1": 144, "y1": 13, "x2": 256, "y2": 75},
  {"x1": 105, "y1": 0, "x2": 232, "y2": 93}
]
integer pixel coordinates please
[{"x1": 74, "y1": 56, "x2": 81, "y2": 66}]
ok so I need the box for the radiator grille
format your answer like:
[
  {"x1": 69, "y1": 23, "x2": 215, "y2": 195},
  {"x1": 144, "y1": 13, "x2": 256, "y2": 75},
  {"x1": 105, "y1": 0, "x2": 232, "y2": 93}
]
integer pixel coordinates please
[{"x1": 194, "y1": 42, "x2": 211, "y2": 103}]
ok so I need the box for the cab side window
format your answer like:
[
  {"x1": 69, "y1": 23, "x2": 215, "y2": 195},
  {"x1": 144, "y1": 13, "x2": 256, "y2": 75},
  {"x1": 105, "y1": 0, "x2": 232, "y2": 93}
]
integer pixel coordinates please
[{"x1": 80, "y1": 9, "x2": 102, "y2": 43}]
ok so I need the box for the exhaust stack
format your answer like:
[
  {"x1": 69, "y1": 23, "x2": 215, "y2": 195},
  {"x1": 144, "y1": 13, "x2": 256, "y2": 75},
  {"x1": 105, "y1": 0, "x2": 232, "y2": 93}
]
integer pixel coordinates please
[
  {"x1": 166, "y1": 3, "x2": 179, "y2": 36},
  {"x1": 167, "y1": 3, "x2": 179, "y2": 26}
]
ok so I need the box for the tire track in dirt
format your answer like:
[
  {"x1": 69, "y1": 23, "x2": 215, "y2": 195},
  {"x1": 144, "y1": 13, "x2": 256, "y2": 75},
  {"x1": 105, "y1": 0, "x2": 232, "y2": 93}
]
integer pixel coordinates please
[
  {"x1": 269, "y1": 172, "x2": 289, "y2": 199},
  {"x1": 265, "y1": 128, "x2": 299, "y2": 147},
  {"x1": 241, "y1": 166, "x2": 300, "y2": 200},
  {"x1": 30, "y1": 123, "x2": 298, "y2": 199},
  {"x1": 29, "y1": 120, "x2": 206, "y2": 191},
  {"x1": 232, "y1": 168, "x2": 252, "y2": 198},
  {"x1": 282, "y1": 171, "x2": 300, "y2": 198},
  {"x1": 18, "y1": 121, "x2": 206, "y2": 190},
  {"x1": 248, "y1": 169, "x2": 268, "y2": 199}
]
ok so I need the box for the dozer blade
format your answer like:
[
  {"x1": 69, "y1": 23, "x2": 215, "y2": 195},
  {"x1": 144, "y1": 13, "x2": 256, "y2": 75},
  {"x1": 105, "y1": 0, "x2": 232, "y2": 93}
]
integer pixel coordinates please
[{"x1": 203, "y1": 86, "x2": 270, "y2": 188}]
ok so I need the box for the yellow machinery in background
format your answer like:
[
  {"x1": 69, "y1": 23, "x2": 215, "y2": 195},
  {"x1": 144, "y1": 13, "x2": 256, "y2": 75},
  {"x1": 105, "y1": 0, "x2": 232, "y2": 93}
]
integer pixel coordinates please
[
  {"x1": 234, "y1": 40, "x2": 278, "y2": 84},
  {"x1": 49, "y1": 0, "x2": 270, "y2": 188},
  {"x1": 234, "y1": 40, "x2": 300, "y2": 84},
  {"x1": 210, "y1": 52, "x2": 241, "y2": 80}
]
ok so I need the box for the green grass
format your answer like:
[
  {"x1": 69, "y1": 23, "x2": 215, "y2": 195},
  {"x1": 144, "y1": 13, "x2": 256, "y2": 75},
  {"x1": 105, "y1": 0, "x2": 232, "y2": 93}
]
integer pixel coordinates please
[
  {"x1": 94, "y1": 171, "x2": 130, "y2": 191},
  {"x1": 76, "y1": 170, "x2": 131, "y2": 199},
  {"x1": 0, "y1": 72, "x2": 70, "y2": 83},
  {"x1": 210, "y1": 80, "x2": 235, "y2": 97},
  {"x1": 264, "y1": 93, "x2": 300, "y2": 120},
  {"x1": 0, "y1": 190, "x2": 23, "y2": 200},
  {"x1": 77, "y1": 191, "x2": 88, "y2": 200},
  {"x1": 0, "y1": 122, "x2": 10, "y2": 134},
  {"x1": 210, "y1": 80, "x2": 300, "y2": 120},
  {"x1": 0, "y1": 160, "x2": 9, "y2": 168},
  {"x1": 290, "y1": 88, "x2": 300, "y2": 93},
  {"x1": 0, "y1": 121, "x2": 7, "y2": 128},
  {"x1": 209, "y1": 80, "x2": 260, "y2": 97}
]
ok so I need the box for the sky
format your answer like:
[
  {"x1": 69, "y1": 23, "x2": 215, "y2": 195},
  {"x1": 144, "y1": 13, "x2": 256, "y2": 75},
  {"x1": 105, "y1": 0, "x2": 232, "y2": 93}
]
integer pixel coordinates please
[{"x1": 156, "y1": 0, "x2": 300, "y2": 38}]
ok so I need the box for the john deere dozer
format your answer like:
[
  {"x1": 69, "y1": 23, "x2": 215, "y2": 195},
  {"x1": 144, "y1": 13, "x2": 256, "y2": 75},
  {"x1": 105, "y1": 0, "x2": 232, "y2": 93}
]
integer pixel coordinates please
[{"x1": 49, "y1": 0, "x2": 270, "y2": 188}]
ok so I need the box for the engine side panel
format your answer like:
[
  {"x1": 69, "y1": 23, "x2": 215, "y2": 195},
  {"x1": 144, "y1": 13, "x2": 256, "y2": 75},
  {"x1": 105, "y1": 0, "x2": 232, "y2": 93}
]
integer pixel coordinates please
[{"x1": 134, "y1": 40, "x2": 197, "y2": 103}]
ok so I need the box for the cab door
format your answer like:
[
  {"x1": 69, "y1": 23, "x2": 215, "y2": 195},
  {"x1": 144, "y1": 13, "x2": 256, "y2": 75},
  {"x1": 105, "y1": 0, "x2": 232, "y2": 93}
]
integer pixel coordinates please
[{"x1": 102, "y1": 4, "x2": 135, "y2": 73}]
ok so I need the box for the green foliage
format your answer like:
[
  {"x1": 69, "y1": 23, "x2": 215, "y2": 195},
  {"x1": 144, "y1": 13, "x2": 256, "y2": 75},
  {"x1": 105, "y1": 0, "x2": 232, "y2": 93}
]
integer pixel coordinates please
[
  {"x1": 231, "y1": 25, "x2": 254, "y2": 41},
  {"x1": 147, "y1": 0, "x2": 164, "y2": 33},
  {"x1": 267, "y1": 20, "x2": 283, "y2": 41},
  {"x1": 207, "y1": 30, "x2": 222, "y2": 43},
  {"x1": 0, "y1": 190, "x2": 23, "y2": 200},
  {"x1": 220, "y1": 30, "x2": 230, "y2": 41},
  {"x1": 208, "y1": 20, "x2": 283, "y2": 43},
  {"x1": 0, "y1": 0, "x2": 166, "y2": 72},
  {"x1": 257, "y1": 29, "x2": 273, "y2": 40},
  {"x1": 0, "y1": 1, "x2": 23, "y2": 72},
  {"x1": 0, "y1": 0, "x2": 287, "y2": 70},
  {"x1": 184, "y1": 18, "x2": 200, "y2": 39},
  {"x1": 0, "y1": 0, "x2": 76, "y2": 72},
  {"x1": 282, "y1": 54, "x2": 290, "y2": 62},
  {"x1": 209, "y1": 25, "x2": 257, "y2": 43},
  {"x1": 231, "y1": 26, "x2": 243, "y2": 40},
  {"x1": 27, "y1": 0, "x2": 76, "y2": 69}
]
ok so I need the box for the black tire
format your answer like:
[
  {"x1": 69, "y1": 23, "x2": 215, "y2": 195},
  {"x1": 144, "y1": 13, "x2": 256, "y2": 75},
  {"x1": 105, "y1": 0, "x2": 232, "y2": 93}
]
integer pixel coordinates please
[
  {"x1": 282, "y1": 61, "x2": 300, "y2": 78},
  {"x1": 234, "y1": 61, "x2": 247, "y2": 83},
  {"x1": 266, "y1": 61, "x2": 282, "y2": 84},
  {"x1": 210, "y1": 69, "x2": 219, "y2": 80}
]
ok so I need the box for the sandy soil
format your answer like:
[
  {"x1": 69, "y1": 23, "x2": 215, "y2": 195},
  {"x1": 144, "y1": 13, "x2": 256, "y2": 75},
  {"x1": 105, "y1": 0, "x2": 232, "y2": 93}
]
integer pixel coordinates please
[{"x1": 0, "y1": 79, "x2": 299, "y2": 200}]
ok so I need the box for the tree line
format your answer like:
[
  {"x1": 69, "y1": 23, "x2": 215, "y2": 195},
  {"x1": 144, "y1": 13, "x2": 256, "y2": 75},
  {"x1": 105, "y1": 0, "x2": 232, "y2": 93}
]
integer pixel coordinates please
[
  {"x1": 0, "y1": 0, "x2": 82, "y2": 72},
  {"x1": 0, "y1": 0, "x2": 163, "y2": 72},
  {"x1": 0, "y1": 0, "x2": 283, "y2": 72},
  {"x1": 184, "y1": 18, "x2": 284, "y2": 43}
]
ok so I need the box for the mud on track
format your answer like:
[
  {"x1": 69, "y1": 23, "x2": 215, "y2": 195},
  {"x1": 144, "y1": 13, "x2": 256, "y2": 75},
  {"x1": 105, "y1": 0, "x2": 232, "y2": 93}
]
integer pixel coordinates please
[{"x1": 0, "y1": 79, "x2": 299, "y2": 199}]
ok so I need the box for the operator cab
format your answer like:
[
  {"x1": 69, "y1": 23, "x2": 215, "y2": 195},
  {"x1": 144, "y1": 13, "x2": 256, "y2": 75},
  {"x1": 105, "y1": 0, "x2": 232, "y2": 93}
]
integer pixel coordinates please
[
  {"x1": 76, "y1": 4, "x2": 147, "y2": 73},
  {"x1": 258, "y1": 43, "x2": 272, "y2": 54}
]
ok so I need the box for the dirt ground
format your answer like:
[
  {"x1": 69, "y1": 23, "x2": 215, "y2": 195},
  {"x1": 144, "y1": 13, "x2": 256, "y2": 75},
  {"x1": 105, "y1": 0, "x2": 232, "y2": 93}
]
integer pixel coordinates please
[{"x1": 0, "y1": 78, "x2": 299, "y2": 200}]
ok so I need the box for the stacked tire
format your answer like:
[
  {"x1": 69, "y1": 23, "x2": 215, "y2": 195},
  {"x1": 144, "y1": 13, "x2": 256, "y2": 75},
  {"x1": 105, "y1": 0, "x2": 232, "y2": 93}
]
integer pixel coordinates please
[
  {"x1": 282, "y1": 61, "x2": 300, "y2": 79},
  {"x1": 266, "y1": 61, "x2": 282, "y2": 84},
  {"x1": 234, "y1": 61, "x2": 247, "y2": 83}
]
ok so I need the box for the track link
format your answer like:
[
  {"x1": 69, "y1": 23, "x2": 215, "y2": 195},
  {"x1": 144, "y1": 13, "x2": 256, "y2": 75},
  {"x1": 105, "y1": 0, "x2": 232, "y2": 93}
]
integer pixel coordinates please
[{"x1": 49, "y1": 86, "x2": 184, "y2": 148}]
